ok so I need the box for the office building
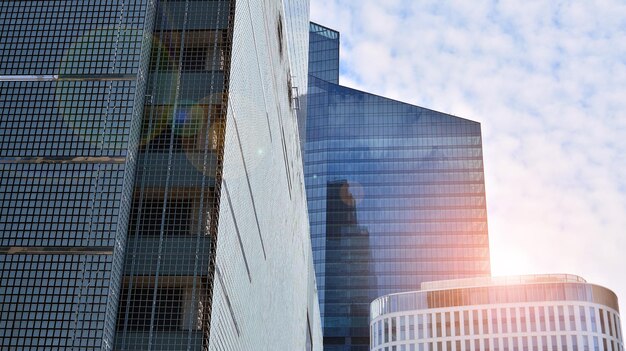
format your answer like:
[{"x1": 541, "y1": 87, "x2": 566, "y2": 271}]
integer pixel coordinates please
[
  {"x1": 0, "y1": 1, "x2": 321, "y2": 350},
  {"x1": 370, "y1": 274, "x2": 623, "y2": 351},
  {"x1": 304, "y1": 23, "x2": 491, "y2": 350}
]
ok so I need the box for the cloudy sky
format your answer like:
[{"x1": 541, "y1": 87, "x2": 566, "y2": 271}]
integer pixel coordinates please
[{"x1": 310, "y1": 0, "x2": 626, "y2": 314}]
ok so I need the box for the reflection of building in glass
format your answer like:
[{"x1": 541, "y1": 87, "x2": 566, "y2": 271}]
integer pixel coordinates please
[
  {"x1": 304, "y1": 23, "x2": 491, "y2": 350},
  {"x1": 0, "y1": 1, "x2": 320, "y2": 350},
  {"x1": 325, "y1": 180, "x2": 375, "y2": 343},
  {"x1": 370, "y1": 275, "x2": 624, "y2": 351}
]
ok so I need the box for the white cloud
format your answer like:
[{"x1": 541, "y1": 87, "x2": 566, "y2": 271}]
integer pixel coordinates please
[{"x1": 312, "y1": 0, "x2": 626, "y2": 315}]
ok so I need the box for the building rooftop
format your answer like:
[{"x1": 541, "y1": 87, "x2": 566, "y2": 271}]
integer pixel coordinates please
[
  {"x1": 309, "y1": 22, "x2": 339, "y2": 39},
  {"x1": 372, "y1": 274, "x2": 619, "y2": 319},
  {"x1": 420, "y1": 274, "x2": 587, "y2": 291}
]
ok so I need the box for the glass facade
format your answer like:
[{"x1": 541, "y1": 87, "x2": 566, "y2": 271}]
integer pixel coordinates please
[
  {"x1": 371, "y1": 276, "x2": 620, "y2": 319},
  {"x1": 114, "y1": 1, "x2": 233, "y2": 349},
  {"x1": 0, "y1": 1, "x2": 155, "y2": 350},
  {"x1": 305, "y1": 23, "x2": 491, "y2": 351},
  {"x1": 308, "y1": 23, "x2": 339, "y2": 84},
  {"x1": 1, "y1": 1, "x2": 322, "y2": 350}
]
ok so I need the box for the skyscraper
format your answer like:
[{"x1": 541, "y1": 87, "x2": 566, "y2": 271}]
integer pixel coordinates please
[
  {"x1": 0, "y1": 1, "x2": 321, "y2": 350},
  {"x1": 304, "y1": 23, "x2": 491, "y2": 351}
]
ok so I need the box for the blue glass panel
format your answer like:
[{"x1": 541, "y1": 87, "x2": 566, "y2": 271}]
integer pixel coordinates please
[{"x1": 305, "y1": 27, "x2": 491, "y2": 351}]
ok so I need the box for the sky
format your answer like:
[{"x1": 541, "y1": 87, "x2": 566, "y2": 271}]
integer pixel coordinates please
[{"x1": 310, "y1": 0, "x2": 626, "y2": 315}]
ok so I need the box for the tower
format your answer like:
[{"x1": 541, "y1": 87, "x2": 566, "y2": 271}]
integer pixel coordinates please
[
  {"x1": 304, "y1": 23, "x2": 491, "y2": 351},
  {"x1": 0, "y1": 1, "x2": 321, "y2": 350}
]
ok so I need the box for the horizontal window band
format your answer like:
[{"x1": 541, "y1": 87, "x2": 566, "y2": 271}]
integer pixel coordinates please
[
  {"x1": 0, "y1": 156, "x2": 126, "y2": 164},
  {"x1": 0, "y1": 74, "x2": 137, "y2": 82},
  {"x1": 0, "y1": 246, "x2": 114, "y2": 255}
]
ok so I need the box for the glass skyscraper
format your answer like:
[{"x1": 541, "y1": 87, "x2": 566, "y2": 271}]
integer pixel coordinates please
[
  {"x1": 0, "y1": 1, "x2": 321, "y2": 350},
  {"x1": 0, "y1": 2, "x2": 155, "y2": 349},
  {"x1": 304, "y1": 23, "x2": 491, "y2": 351}
]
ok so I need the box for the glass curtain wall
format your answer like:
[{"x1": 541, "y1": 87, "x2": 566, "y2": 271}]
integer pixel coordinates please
[
  {"x1": 0, "y1": 1, "x2": 154, "y2": 350},
  {"x1": 305, "y1": 23, "x2": 491, "y2": 351},
  {"x1": 114, "y1": 1, "x2": 235, "y2": 350}
]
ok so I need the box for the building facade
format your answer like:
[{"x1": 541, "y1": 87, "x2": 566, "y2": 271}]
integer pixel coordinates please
[
  {"x1": 0, "y1": 1, "x2": 156, "y2": 349},
  {"x1": 0, "y1": 1, "x2": 321, "y2": 350},
  {"x1": 370, "y1": 275, "x2": 623, "y2": 351},
  {"x1": 304, "y1": 23, "x2": 491, "y2": 351}
]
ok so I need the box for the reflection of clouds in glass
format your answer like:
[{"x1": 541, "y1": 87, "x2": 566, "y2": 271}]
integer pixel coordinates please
[
  {"x1": 306, "y1": 74, "x2": 492, "y2": 341},
  {"x1": 340, "y1": 181, "x2": 364, "y2": 206}
]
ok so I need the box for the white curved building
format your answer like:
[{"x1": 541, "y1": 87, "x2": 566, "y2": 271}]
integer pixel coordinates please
[{"x1": 370, "y1": 275, "x2": 623, "y2": 351}]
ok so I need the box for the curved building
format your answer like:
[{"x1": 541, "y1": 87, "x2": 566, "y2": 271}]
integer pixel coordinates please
[{"x1": 370, "y1": 275, "x2": 623, "y2": 351}]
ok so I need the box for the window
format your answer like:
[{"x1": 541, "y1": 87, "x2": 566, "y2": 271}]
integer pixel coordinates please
[
  {"x1": 182, "y1": 46, "x2": 209, "y2": 71},
  {"x1": 510, "y1": 308, "x2": 518, "y2": 333},
  {"x1": 384, "y1": 318, "x2": 389, "y2": 343},
  {"x1": 117, "y1": 284, "x2": 187, "y2": 331},
  {"x1": 522, "y1": 337, "x2": 529, "y2": 351},
  {"x1": 150, "y1": 30, "x2": 225, "y2": 72},
  {"x1": 500, "y1": 308, "x2": 508, "y2": 333},
  {"x1": 129, "y1": 189, "x2": 210, "y2": 237},
  {"x1": 140, "y1": 104, "x2": 223, "y2": 153},
  {"x1": 418, "y1": 314, "x2": 424, "y2": 339},
  {"x1": 473, "y1": 310, "x2": 480, "y2": 335},
  {"x1": 482, "y1": 309, "x2": 489, "y2": 334},
  {"x1": 599, "y1": 309, "x2": 606, "y2": 334},
  {"x1": 529, "y1": 307, "x2": 537, "y2": 332},
  {"x1": 569, "y1": 306, "x2": 577, "y2": 330},
  {"x1": 582, "y1": 336, "x2": 590, "y2": 351},
  {"x1": 491, "y1": 308, "x2": 499, "y2": 334},
  {"x1": 435, "y1": 313, "x2": 441, "y2": 338},
  {"x1": 538, "y1": 307, "x2": 546, "y2": 331},
  {"x1": 558, "y1": 306, "x2": 566, "y2": 331},
  {"x1": 548, "y1": 306, "x2": 556, "y2": 331},
  {"x1": 580, "y1": 306, "x2": 587, "y2": 331},
  {"x1": 614, "y1": 314, "x2": 621, "y2": 340},
  {"x1": 571, "y1": 336, "x2": 579, "y2": 351}
]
